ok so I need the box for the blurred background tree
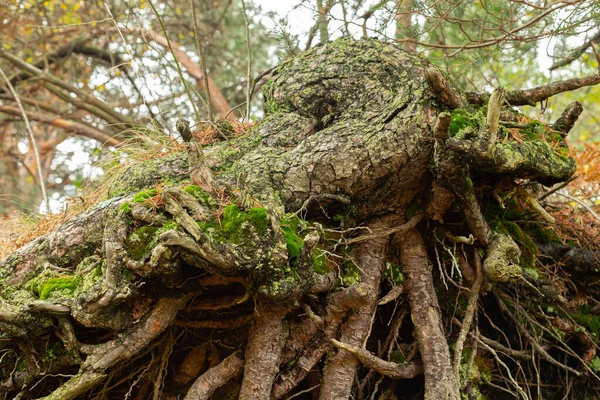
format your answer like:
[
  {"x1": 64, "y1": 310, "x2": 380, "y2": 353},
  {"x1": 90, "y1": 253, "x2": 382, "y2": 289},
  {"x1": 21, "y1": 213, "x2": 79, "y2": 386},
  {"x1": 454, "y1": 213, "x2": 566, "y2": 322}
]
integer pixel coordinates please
[{"x1": 0, "y1": 0, "x2": 598, "y2": 215}]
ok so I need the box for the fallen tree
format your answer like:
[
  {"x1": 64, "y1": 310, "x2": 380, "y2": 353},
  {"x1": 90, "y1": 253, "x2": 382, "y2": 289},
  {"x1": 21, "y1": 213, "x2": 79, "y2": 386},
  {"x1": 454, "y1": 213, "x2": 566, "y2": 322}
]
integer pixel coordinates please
[{"x1": 1, "y1": 37, "x2": 598, "y2": 400}]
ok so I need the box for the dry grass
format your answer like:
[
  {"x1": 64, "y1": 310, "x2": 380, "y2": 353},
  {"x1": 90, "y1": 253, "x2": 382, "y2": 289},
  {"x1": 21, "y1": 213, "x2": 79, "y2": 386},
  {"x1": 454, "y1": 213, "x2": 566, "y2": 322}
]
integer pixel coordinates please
[{"x1": 0, "y1": 121, "x2": 256, "y2": 261}]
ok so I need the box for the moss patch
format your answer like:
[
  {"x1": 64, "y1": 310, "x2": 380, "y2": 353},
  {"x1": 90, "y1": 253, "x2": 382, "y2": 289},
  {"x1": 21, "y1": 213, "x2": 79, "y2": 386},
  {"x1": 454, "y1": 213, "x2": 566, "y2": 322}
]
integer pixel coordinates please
[
  {"x1": 312, "y1": 248, "x2": 328, "y2": 274},
  {"x1": 197, "y1": 205, "x2": 270, "y2": 246},
  {"x1": 449, "y1": 108, "x2": 483, "y2": 137},
  {"x1": 126, "y1": 221, "x2": 179, "y2": 260},
  {"x1": 37, "y1": 276, "x2": 81, "y2": 300},
  {"x1": 280, "y1": 214, "x2": 305, "y2": 266},
  {"x1": 383, "y1": 261, "x2": 404, "y2": 285},
  {"x1": 222, "y1": 205, "x2": 269, "y2": 238},
  {"x1": 495, "y1": 220, "x2": 537, "y2": 269},
  {"x1": 133, "y1": 188, "x2": 159, "y2": 203},
  {"x1": 183, "y1": 185, "x2": 219, "y2": 209},
  {"x1": 573, "y1": 307, "x2": 600, "y2": 337}
]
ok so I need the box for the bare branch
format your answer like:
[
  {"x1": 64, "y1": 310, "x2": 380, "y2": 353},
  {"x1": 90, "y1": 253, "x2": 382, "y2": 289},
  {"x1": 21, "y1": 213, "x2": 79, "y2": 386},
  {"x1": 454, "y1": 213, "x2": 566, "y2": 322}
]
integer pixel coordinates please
[
  {"x1": 190, "y1": 0, "x2": 214, "y2": 124},
  {"x1": 0, "y1": 105, "x2": 121, "y2": 146},
  {"x1": 466, "y1": 73, "x2": 600, "y2": 106},
  {"x1": 550, "y1": 30, "x2": 600, "y2": 71},
  {"x1": 145, "y1": 29, "x2": 236, "y2": 121}
]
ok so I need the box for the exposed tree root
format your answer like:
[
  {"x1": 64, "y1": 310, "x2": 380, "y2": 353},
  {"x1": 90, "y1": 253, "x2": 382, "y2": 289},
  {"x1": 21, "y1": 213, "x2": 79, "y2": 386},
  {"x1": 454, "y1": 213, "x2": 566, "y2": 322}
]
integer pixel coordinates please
[
  {"x1": 239, "y1": 301, "x2": 290, "y2": 400},
  {"x1": 397, "y1": 228, "x2": 460, "y2": 399},
  {"x1": 184, "y1": 350, "x2": 244, "y2": 400},
  {"x1": 330, "y1": 339, "x2": 423, "y2": 379},
  {"x1": 319, "y1": 220, "x2": 390, "y2": 399}
]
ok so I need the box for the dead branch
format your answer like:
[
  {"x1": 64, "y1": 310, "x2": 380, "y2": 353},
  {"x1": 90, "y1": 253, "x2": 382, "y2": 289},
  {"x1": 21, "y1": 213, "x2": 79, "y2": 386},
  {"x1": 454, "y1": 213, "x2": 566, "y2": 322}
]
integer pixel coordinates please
[
  {"x1": 453, "y1": 250, "x2": 484, "y2": 381},
  {"x1": 0, "y1": 105, "x2": 120, "y2": 146},
  {"x1": 40, "y1": 295, "x2": 191, "y2": 400},
  {"x1": 550, "y1": 30, "x2": 600, "y2": 71},
  {"x1": 552, "y1": 101, "x2": 583, "y2": 135}
]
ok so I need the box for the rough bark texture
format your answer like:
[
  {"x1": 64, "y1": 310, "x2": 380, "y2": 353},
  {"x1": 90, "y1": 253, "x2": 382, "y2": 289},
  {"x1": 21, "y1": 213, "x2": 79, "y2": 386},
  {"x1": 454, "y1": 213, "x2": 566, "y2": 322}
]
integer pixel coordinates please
[
  {"x1": 0, "y1": 37, "x2": 594, "y2": 400},
  {"x1": 319, "y1": 219, "x2": 390, "y2": 399},
  {"x1": 397, "y1": 229, "x2": 460, "y2": 400}
]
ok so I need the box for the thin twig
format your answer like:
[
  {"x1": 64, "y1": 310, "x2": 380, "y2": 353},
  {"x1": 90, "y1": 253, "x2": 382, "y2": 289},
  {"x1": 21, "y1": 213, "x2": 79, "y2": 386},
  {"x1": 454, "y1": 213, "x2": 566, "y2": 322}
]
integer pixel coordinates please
[
  {"x1": 555, "y1": 191, "x2": 600, "y2": 223},
  {"x1": 148, "y1": 0, "x2": 201, "y2": 122},
  {"x1": 241, "y1": 0, "x2": 252, "y2": 122},
  {"x1": 0, "y1": 65, "x2": 50, "y2": 212},
  {"x1": 343, "y1": 213, "x2": 423, "y2": 246},
  {"x1": 190, "y1": 0, "x2": 213, "y2": 123},
  {"x1": 537, "y1": 175, "x2": 577, "y2": 201}
]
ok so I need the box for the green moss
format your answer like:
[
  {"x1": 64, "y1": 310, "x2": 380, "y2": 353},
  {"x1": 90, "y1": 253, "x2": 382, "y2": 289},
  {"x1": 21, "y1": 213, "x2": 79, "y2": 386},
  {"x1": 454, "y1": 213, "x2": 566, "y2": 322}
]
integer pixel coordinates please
[
  {"x1": 126, "y1": 226, "x2": 160, "y2": 260},
  {"x1": 390, "y1": 350, "x2": 406, "y2": 364},
  {"x1": 221, "y1": 205, "x2": 269, "y2": 243},
  {"x1": 493, "y1": 220, "x2": 537, "y2": 269},
  {"x1": 280, "y1": 214, "x2": 305, "y2": 265},
  {"x1": 312, "y1": 248, "x2": 329, "y2": 274},
  {"x1": 122, "y1": 269, "x2": 135, "y2": 281},
  {"x1": 41, "y1": 342, "x2": 65, "y2": 364},
  {"x1": 183, "y1": 185, "x2": 218, "y2": 208},
  {"x1": 215, "y1": 119, "x2": 234, "y2": 135},
  {"x1": 74, "y1": 258, "x2": 105, "y2": 296},
  {"x1": 449, "y1": 108, "x2": 483, "y2": 137},
  {"x1": 37, "y1": 276, "x2": 81, "y2": 300},
  {"x1": 405, "y1": 202, "x2": 419, "y2": 218},
  {"x1": 458, "y1": 350, "x2": 490, "y2": 400},
  {"x1": 520, "y1": 121, "x2": 541, "y2": 140},
  {"x1": 133, "y1": 188, "x2": 158, "y2": 203},
  {"x1": 339, "y1": 261, "x2": 361, "y2": 286},
  {"x1": 589, "y1": 357, "x2": 600, "y2": 372},
  {"x1": 525, "y1": 223, "x2": 561, "y2": 244},
  {"x1": 573, "y1": 308, "x2": 600, "y2": 337},
  {"x1": 126, "y1": 221, "x2": 179, "y2": 260},
  {"x1": 118, "y1": 201, "x2": 131, "y2": 214},
  {"x1": 16, "y1": 357, "x2": 27, "y2": 372}
]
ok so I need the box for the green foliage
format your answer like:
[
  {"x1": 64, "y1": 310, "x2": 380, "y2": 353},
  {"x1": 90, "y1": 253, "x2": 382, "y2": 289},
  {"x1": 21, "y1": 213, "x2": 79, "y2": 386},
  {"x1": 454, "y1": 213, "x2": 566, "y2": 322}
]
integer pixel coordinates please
[{"x1": 37, "y1": 276, "x2": 81, "y2": 300}]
